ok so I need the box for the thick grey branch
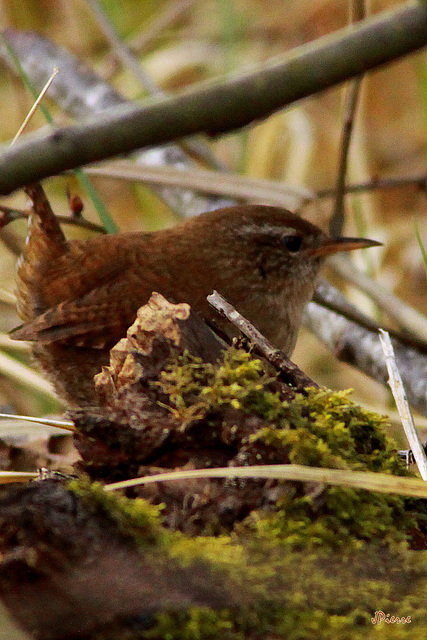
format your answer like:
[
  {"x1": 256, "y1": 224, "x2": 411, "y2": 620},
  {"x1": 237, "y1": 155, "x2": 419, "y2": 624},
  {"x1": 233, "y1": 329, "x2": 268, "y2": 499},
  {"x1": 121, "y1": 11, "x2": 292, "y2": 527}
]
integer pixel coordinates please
[
  {"x1": 0, "y1": 1, "x2": 426, "y2": 194},
  {"x1": 305, "y1": 284, "x2": 427, "y2": 417},
  {"x1": 0, "y1": 29, "x2": 232, "y2": 215}
]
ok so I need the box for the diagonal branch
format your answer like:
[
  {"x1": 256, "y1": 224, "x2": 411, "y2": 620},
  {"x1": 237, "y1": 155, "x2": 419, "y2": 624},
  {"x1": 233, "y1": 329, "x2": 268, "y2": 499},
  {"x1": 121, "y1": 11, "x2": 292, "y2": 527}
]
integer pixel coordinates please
[
  {"x1": 0, "y1": 1, "x2": 426, "y2": 194},
  {"x1": 0, "y1": 30, "x2": 233, "y2": 217}
]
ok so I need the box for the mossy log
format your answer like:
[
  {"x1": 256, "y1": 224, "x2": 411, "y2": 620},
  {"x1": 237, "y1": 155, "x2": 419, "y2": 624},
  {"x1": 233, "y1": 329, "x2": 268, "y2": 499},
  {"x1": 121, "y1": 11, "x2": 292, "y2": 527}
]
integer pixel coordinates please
[{"x1": 1, "y1": 293, "x2": 427, "y2": 639}]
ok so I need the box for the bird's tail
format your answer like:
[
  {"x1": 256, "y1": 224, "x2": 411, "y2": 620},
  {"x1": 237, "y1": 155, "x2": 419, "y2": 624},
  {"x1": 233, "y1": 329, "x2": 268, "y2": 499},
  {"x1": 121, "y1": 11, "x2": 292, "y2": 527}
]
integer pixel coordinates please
[{"x1": 16, "y1": 183, "x2": 68, "y2": 322}]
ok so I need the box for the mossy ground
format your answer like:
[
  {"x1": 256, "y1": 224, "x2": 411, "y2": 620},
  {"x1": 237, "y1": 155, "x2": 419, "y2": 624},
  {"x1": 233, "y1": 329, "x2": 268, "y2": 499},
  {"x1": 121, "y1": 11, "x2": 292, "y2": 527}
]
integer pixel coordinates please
[
  {"x1": 71, "y1": 479, "x2": 427, "y2": 640},
  {"x1": 71, "y1": 348, "x2": 427, "y2": 638}
]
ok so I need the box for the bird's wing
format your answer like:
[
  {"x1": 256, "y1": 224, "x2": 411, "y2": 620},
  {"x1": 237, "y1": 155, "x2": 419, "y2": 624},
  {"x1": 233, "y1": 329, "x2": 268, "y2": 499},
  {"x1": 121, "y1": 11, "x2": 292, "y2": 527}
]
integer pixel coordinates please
[{"x1": 10, "y1": 272, "x2": 170, "y2": 349}]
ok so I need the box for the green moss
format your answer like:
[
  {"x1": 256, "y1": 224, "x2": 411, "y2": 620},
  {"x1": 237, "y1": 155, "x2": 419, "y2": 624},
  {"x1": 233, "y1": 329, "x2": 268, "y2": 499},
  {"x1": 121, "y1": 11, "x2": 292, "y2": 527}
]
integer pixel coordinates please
[
  {"x1": 72, "y1": 349, "x2": 427, "y2": 637},
  {"x1": 248, "y1": 388, "x2": 414, "y2": 550},
  {"x1": 157, "y1": 347, "x2": 283, "y2": 423},
  {"x1": 157, "y1": 349, "x2": 420, "y2": 550},
  {"x1": 144, "y1": 607, "x2": 237, "y2": 640},
  {"x1": 69, "y1": 477, "x2": 164, "y2": 548},
  {"x1": 158, "y1": 351, "x2": 403, "y2": 473},
  {"x1": 67, "y1": 479, "x2": 427, "y2": 639},
  {"x1": 167, "y1": 534, "x2": 243, "y2": 569},
  {"x1": 253, "y1": 388, "x2": 405, "y2": 473},
  {"x1": 143, "y1": 546, "x2": 427, "y2": 640},
  {"x1": 252, "y1": 486, "x2": 413, "y2": 551}
]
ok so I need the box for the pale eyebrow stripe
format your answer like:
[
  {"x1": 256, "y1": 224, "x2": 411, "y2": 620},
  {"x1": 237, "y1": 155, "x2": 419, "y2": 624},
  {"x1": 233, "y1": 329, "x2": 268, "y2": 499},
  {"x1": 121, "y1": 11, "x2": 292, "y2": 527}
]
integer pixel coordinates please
[{"x1": 239, "y1": 224, "x2": 296, "y2": 236}]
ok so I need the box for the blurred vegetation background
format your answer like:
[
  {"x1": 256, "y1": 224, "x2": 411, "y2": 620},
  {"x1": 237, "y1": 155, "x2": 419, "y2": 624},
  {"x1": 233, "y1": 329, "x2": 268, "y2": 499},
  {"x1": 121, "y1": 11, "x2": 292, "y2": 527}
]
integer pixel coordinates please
[{"x1": 0, "y1": 0, "x2": 425, "y2": 445}]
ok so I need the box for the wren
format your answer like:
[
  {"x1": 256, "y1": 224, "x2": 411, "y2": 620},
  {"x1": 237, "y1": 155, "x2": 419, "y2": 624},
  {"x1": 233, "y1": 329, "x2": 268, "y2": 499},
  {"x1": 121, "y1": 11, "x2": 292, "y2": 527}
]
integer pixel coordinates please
[{"x1": 11, "y1": 184, "x2": 380, "y2": 406}]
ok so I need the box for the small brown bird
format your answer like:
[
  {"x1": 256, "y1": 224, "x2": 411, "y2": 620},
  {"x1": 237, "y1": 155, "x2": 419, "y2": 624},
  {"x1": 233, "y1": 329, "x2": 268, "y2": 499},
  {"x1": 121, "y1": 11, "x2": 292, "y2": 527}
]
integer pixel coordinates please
[{"x1": 11, "y1": 184, "x2": 380, "y2": 405}]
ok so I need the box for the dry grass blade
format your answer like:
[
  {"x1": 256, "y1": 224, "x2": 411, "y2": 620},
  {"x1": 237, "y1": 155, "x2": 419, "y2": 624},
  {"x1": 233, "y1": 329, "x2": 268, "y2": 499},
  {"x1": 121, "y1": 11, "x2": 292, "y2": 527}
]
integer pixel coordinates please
[
  {"x1": 0, "y1": 287, "x2": 16, "y2": 305},
  {"x1": 0, "y1": 334, "x2": 30, "y2": 351},
  {"x1": 0, "y1": 470, "x2": 38, "y2": 484},
  {"x1": 0, "y1": 350, "x2": 57, "y2": 399},
  {"x1": 10, "y1": 67, "x2": 58, "y2": 145},
  {"x1": 104, "y1": 464, "x2": 427, "y2": 499},
  {"x1": 86, "y1": 161, "x2": 313, "y2": 210},
  {"x1": 0, "y1": 413, "x2": 74, "y2": 431},
  {"x1": 379, "y1": 329, "x2": 427, "y2": 480}
]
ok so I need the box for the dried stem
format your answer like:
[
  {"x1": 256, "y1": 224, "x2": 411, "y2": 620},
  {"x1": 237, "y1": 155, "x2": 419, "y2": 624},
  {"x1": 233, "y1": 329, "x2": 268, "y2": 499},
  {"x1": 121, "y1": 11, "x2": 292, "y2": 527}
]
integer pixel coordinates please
[
  {"x1": 317, "y1": 173, "x2": 427, "y2": 197},
  {"x1": 0, "y1": 204, "x2": 106, "y2": 234},
  {"x1": 378, "y1": 329, "x2": 427, "y2": 480},
  {"x1": 85, "y1": 161, "x2": 313, "y2": 210},
  {"x1": 329, "y1": 0, "x2": 366, "y2": 237},
  {"x1": 105, "y1": 463, "x2": 427, "y2": 499},
  {"x1": 207, "y1": 291, "x2": 318, "y2": 391}
]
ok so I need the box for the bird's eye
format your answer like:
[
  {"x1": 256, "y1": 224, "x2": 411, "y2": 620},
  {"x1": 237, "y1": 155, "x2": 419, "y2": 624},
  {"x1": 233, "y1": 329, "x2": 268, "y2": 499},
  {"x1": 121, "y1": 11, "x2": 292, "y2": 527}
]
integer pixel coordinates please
[{"x1": 282, "y1": 235, "x2": 303, "y2": 252}]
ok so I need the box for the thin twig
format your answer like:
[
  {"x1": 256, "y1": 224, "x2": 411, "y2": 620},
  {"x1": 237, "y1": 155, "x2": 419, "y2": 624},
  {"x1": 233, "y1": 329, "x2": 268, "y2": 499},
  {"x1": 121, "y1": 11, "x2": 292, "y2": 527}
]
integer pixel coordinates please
[
  {"x1": 207, "y1": 291, "x2": 318, "y2": 391},
  {"x1": 1, "y1": 2, "x2": 426, "y2": 194},
  {"x1": 317, "y1": 173, "x2": 427, "y2": 197},
  {"x1": 0, "y1": 30, "x2": 233, "y2": 216},
  {"x1": 378, "y1": 329, "x2": 427, "y2": 481},
  {"x1": 313, "y1": 281, "x2": 427, "y2": 353},
  {"x1": 0, "y1": 204, "x2": 106, "y2": 234},
  {"x1": 329, "y1": 0, "x2": 366, "y2": 237},
  {"x1": 329, "y1": 77, "x2": 362, "y2": 235}
]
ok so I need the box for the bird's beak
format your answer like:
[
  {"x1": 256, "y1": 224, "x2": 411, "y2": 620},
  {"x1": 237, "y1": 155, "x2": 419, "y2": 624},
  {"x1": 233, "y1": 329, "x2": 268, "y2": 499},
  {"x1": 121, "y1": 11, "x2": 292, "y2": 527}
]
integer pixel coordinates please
[{"x1": 309, "y1": 236, "x2": 382, "y2": 258}]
